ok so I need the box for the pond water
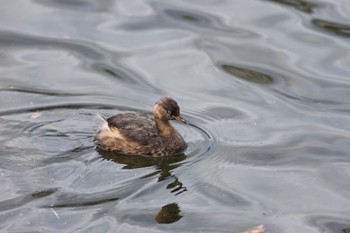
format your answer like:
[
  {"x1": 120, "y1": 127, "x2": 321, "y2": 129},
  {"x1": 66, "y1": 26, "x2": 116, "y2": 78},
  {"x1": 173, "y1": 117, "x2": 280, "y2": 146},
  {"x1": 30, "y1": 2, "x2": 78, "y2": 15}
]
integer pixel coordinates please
[{"x1": 1, "y1": 0, "x2": 350, "y2": 232}]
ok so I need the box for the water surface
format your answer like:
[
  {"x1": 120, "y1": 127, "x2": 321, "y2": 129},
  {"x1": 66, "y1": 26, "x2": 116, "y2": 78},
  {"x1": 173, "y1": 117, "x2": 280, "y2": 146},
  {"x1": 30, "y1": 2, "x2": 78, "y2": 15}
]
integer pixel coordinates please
[{"x1": 1, "y1": 0, "x2": 350, "y2": 232}]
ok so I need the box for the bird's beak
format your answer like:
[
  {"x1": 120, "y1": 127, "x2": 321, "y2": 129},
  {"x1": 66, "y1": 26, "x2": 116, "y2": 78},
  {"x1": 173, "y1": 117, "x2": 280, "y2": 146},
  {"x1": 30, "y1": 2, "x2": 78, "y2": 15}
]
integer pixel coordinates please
[{"x1": 174, "y1": 115, "x2": 188, "y2": 124}]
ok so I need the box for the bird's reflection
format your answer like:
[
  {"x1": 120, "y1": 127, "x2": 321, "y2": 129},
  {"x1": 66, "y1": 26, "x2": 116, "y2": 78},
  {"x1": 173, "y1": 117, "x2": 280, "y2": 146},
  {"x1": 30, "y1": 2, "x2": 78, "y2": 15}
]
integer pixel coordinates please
[
  {"x1": 155, "y1": 203, "x2": 182, "y2": 224},
  {"x1": 98, "y1": 149, "x2": 187, "y2": 195},
  {"x1": 98, "y1": 149, "x2": 186, "y2": 224}
]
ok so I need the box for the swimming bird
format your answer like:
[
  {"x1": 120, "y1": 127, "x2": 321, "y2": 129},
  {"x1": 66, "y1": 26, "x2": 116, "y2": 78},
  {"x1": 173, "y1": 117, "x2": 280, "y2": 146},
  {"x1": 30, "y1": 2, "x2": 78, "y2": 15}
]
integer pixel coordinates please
[{"x1": 95, "y1": 97, "x2": 188, "y2": 156}]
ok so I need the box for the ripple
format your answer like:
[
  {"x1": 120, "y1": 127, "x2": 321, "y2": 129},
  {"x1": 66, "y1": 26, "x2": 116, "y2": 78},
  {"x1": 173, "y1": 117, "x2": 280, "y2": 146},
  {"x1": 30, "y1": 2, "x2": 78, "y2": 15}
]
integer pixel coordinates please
[
  {"x1": 34, "y1": 0, "x2": 112, "y2": 12},
  {"x1": 118, "y1": 3, "x2": 259, "y2": 38},
  {"x1": 202, "y1": 106, "x2": 248, "y2": 120},
  {"x1": 164, "y1": 9, "x2": 212, "y2": 26},
  {"x1": 308, "y1": 215, "x2": 350, "y2": 233},
  {"x1": 91, "y1": 63, "x2": 136, "y2": 83},
  {"x1": 21, "y1": 120, "x2": 64, "y2": 135},
  {"x1": 0, "y1": 31, "x2": 104, "y2": 60},
  {"x1": 0, "y1": 103, "x2": 121, "y2": 117},
  {"x1": 312, "y1": 18, "x2": 350, "y2": 38},
  {"x1": 264, "y1": 0, "x2": 319, "y2": 13},
  {"x1": 221, "y1": 64, "x2": 274, "y2": 84},
  {"x1": 0, "y1": 31, "x2": 161, "y2": 93},
  {"x1": 0, "y1": 188, "x2": 58, "y2": 212},
  {"x1": 0, "y1": 87, "x2": 85, "y2": 97},
  {"x1": 44, "y1": 195, "x2": 119, "y2": 208},
  {"x1": 186, "y1": 122, "x2": 215, "y2": 155},
  {"x1": 157, "y1": 6, "x2": 259, "y2": 38}
]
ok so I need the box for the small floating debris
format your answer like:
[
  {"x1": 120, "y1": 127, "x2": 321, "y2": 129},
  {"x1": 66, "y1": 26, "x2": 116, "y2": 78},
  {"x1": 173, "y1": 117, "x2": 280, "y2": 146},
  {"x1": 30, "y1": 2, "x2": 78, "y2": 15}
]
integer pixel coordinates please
[
  {"x1": 240, "y1": 224, "x2": 265, "y2": 233},
  {"x1": 31, "y1": 112, "x2": 41, "y2": 119},
  {"x1": 50, "y1": 208, "x2": 60, "y2": 219}
]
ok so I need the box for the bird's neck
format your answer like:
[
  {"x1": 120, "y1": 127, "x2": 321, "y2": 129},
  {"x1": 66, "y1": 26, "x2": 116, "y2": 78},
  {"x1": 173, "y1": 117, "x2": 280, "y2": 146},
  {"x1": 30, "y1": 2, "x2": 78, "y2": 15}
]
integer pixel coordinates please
[{"x1": 154, "y1": 117, "x2": 176, "y2": 140}]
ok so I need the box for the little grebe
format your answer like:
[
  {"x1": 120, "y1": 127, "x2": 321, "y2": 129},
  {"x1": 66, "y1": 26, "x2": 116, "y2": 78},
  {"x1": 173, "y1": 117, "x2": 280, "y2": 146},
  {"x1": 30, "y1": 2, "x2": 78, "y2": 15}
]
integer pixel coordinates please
[{"x1": 95, "y1": 97, "x2": 188, "y2": 156}]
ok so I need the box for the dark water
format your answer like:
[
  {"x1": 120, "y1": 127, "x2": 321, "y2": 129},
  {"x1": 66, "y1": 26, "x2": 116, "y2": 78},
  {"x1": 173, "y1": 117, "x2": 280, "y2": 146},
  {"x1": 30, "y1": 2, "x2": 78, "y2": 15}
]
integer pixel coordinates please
[{"x1": 1, "y1": 0, "x2": 350, "y2": 232}]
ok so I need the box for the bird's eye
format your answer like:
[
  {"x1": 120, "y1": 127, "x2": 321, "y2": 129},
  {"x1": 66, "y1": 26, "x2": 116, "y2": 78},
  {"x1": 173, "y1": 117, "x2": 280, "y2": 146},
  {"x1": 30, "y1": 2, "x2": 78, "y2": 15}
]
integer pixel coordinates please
[{"x1": 167, "y1": 110, "x2": 171, "y2": 115}]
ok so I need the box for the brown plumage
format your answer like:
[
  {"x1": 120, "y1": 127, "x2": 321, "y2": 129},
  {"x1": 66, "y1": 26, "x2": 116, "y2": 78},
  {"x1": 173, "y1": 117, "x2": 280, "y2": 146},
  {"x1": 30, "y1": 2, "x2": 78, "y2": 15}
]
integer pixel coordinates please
[{"x1": 95, "y1": 97, "x2": 188, "y2": 156}]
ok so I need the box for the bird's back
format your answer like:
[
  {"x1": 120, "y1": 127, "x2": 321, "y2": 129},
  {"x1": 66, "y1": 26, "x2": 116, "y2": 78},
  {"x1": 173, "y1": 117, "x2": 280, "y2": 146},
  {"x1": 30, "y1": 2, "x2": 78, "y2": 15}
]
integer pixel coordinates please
[{"x1": 107, "y1": 113, "x2": 159, "y2": 145}]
